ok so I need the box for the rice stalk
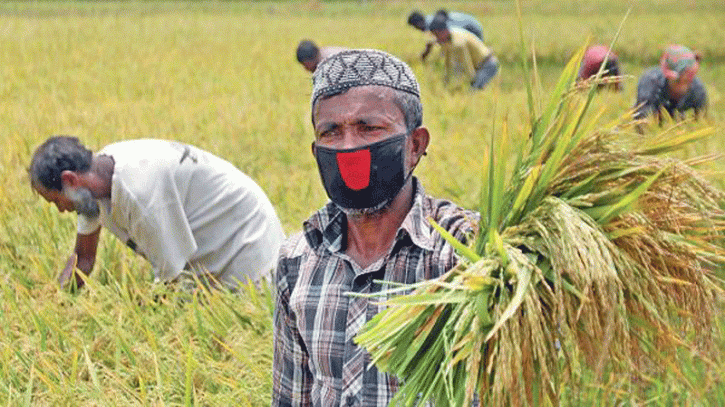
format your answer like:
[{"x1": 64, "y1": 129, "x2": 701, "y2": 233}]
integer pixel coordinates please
[{"x1": 354, "y1": 41, "x2": 725, "y2": 406}]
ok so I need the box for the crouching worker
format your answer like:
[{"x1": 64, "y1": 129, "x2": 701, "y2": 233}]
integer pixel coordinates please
[
  {"x1": 634, "y1": 44, "x2": 707, "y2": 122},
  {"x1": 29, "y1": 136, "x2": 285, "y2": 290},
  {"x1": 429, "y1": 15, "x2": 498, "y2": 91},
  {"x1": 577, "y1": 45, "x2": 622, "y2": 91},
  {"x1": 295, "y1": 40, "x2": 347, "y2": 73}
]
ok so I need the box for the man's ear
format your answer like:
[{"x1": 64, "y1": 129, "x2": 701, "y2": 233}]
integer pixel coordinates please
[
  {"x1": 60, "y1": 170, "x2": 80, "y2": 189},
  {"x1": 409, "y1": 127, "x2": 430, "y2": 167}
]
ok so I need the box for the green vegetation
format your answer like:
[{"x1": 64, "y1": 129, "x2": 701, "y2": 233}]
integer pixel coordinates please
[
  {"x1": 0, "y1": 1, "x2": 723, "y2": 405},
  {"x1": 356, "y1": 43, "x2": 725, "y2": 406}
]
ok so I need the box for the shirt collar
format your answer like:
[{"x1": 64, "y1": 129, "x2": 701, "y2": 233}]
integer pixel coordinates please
[{"x1": 303, "y1": 177, "x2": 436, "y2": 253}]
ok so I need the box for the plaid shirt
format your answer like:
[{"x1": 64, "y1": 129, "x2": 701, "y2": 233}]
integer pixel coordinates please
[{"x1": 272, "y1": 179, "x2": 478, "y2": 407}]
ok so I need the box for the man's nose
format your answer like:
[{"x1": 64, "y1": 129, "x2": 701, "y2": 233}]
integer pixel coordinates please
[{"x1": 338, "y1": 129, "x2": 364, "y2": 150}]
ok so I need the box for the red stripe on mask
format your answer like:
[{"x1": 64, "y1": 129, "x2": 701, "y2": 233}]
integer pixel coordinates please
[{"x1": 336, "y1": 149, "x2": 371, "y2": 191}]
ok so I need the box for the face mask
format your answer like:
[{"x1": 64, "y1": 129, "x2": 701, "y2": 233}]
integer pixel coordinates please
[
  {"x1": 64, "y1": 186, "x2": 101, "y2": 219},
  {"x1": 314, "y1": 133, "x2": 410, "y2": 211}
]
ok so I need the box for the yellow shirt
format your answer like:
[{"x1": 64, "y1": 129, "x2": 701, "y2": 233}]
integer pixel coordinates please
[{"x1": 439, "y1": 28, "x2": 492, "y2": 83}]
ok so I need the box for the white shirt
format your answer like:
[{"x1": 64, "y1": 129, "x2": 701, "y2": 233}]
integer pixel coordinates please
[{"x1": 78, "y1": 139, "x2": 285, "y2": 287}]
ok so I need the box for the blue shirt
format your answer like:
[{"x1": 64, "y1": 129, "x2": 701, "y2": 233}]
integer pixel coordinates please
[
  {"x1": 634, "y1": 67, "x2": 707, "y2": 120},
  {"x1": 425, "y1": 11, "x2": 484, "y2": 40}
]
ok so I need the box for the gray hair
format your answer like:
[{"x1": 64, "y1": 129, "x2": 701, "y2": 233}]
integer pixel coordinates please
[
  {"x1": 391, "y1": 88, "x2": 423, "y2": 132},
  {"x1": 29, "y1": 136, "x2": 93, "y2": 191}
]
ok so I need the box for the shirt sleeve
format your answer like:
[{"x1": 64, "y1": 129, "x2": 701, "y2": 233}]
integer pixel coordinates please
[
  {"x1": 450, "y1": 39, "x2": 476, "y2": 82},
  {"x1": 442, "y1": 44, "x2": 452, "y2": 82},
  {"x1": 685, "y1": 77, "x2": 708, "y2": 113},
  {"x1": 272, "y1": 255, "x2": 313, "y2": 407},
  {"x1": 121, "y1": 176, "x2": 197, "y2": 281},
  {"x1": 462, "y1": 22, "x2": 483, "y2": 40},
  {"x1": 460, "y1": 43, "x2": 477, "y2": 80},
  {"x1": 634, "y1": 70, "x2": 662, "y2": 119},
  {"x1": 77, "y1": 214, "x2": 102, "y2": 235}
]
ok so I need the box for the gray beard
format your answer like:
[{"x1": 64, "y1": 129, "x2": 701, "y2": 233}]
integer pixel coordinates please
[
  {"x1": 338, "y1": 197, "x2": 393, "y2": 218},
  {"x1": 338, "y1": 169, "x2": 417, "y2": 218},
  {"x1": 64, "y1": 187, "x2": 100, "y2": 219}
]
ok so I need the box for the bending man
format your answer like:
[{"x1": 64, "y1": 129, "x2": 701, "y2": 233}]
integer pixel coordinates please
[
  {"x1": 577, "y1": 45, "x2": 622, "y2": 91},
  {"x1": 429, "y1": 15, "x2": 499, "y2": 90},
  {"x1": 295, "y1": 40, "x2": 347, "y2": 73},
  {"x1": 30, "y1": 137, "x2": 285, "y2": 290},
  {"x1": 408, "y1": 9, "x2": 484, "y2": 61},
  {"x1": 634, "y1": 44, "x2": 707, "y2": 121}
]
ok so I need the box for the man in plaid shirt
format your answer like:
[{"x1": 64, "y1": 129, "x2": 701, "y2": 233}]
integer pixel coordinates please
[{"x1": 272, "y1": 49, "x2": 478, "y2": 406}]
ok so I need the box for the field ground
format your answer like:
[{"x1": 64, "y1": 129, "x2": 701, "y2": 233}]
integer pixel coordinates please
[{"x1": 1, "y1": 1, "x2": 724, "y2": 405}]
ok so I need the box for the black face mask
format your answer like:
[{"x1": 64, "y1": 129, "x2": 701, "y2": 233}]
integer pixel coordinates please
[{"x1": 314, "y1": 134, "x2": 409, "y2": 210}]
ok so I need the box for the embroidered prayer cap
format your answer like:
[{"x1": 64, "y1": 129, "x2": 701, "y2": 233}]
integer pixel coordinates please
[
  {"x1": 311, "y1": 49, "x2": 420, "y2": 108},
  {"x1": 660, "y1": 45, "x2": 699, "y2": 80}
]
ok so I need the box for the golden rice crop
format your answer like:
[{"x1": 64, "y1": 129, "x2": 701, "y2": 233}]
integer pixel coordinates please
[{"x1": 355, "y1": 41, "x2": 725, "y2": 406}]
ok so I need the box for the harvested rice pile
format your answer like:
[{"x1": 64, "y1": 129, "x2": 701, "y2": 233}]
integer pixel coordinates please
[{"x1": 354, "y1": 46, "x2": 725, "y2": 406}]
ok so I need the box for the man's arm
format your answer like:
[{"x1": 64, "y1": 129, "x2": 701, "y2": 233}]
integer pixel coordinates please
[
  {"x1": 443, "y1": 46, "x2": 452, "y2": 84},
  {"x1": 420, "y1": 41, "x2": 435, "y2": 61},
  {"x1": 60, "y1": 227, "x2": 101, "y2": 289},
  {"x1": 460, "y1": 45, "x2": 477, "y2": 82},
  {"x1": 272, "y1": 257, "x2": 313, "y2": 406},
  {"x1": 688, "y1": 78, "x2": 708, "y2": 120},
  {"x1": 633, "y1": 70, "x2": 662, "y2": 120}
]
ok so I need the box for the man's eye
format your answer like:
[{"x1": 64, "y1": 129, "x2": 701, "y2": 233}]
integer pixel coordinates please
[{"x1": 318, "y1": 129, "x2": 338, "y2": 140}]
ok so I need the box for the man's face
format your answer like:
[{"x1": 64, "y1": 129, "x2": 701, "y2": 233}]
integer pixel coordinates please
[
  {"x1": 431, "y1": 29, "x2": 450, "y2": 43},
  {"x1": 64, "y1": 186, "x2": 101, "y2": 218},
  {"x1": 667, "y1": 68, "x2": 696, "y2": 99},
  {"x1": 313, "y1": 86, "x2": 408, "y2": 150},
  {"x1": 302, "y1": 59, "x2": 318, "y2": 73},
  {"x1": 35, "y1": 183, "x2": 100, "y2": 218},
  {"x1": 35, "y1": 184, "x2": 75, "y2": 213},
  {"x1": 312, "y1": 86, "x2": 427, "y2": 217}
]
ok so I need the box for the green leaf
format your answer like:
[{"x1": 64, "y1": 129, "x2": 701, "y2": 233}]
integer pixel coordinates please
[
  {"x1": 429, "y1": 218, "x2": 481, "y2": 262},
  {"x1": 509, "y1": 165, "x2": 542, "y2": 225},
  {"x1": 638, "y1": 126, "x2": 715, "y2": 155},
  {"x1": 383, "y1": 291, "x2": 469, "y2": 306},
  {"x1": 515, "y1": 0, "x2": 536, "y2": 132},
  {"x1": 488, "y1": 229, "x2": 509, "y2": 266},
  {"x1": 184, "y1": 336, "x2": 194, "y2": 407},
  {"x1": 595, "y1": 165, "x2": 669, "y2": 224},
  {"x1": 560, "y1": 173, "x2": 599, "y2": 200},
  {"x1": 484, "y1": 260, "x2": 534, "y2": 342}
]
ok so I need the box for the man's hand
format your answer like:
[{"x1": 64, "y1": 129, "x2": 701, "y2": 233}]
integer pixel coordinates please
[
  {"x1": 61, "y1": 228, "x2": 101, "y2": 291},
  {"x1": 421, "y1": 42, "x2": 434, "y2": 62},
  {"x1": 59, "y1": 253, "x2": 85, "y2": 290}
]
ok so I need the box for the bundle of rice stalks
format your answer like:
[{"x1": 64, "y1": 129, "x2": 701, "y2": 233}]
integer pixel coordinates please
[{"x1": 354, "y1": 43, "x2": 725, "y2": 406}]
